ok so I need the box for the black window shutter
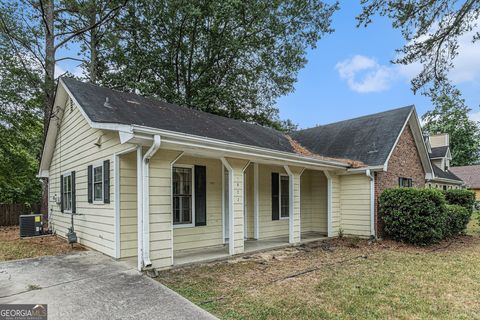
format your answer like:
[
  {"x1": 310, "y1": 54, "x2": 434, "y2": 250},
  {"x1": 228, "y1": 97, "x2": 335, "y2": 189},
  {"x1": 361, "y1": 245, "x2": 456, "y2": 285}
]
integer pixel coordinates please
[
  {"x1": 71, "y1": 171, "x2": 76, "y2": 214},
  {"x1": 60, "y1": 174, "x2": 64, "y2": 213},
  {"x1": 103, "y1": 160, "x2": 110, "y2": 204},
  {"x1": 272, "y1": 172, "x2": 279, "y2": 220},
  {"x1": 195, "y1": 165, "x2": 207, "y2": 226},
  {"x1": 87, "y1": 165, "x2": 93, "y2": 203}
]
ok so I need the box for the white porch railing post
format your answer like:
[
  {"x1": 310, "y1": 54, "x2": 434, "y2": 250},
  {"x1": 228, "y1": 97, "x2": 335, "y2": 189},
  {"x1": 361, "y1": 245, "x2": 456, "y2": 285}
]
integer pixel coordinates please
[{"x1": 324, "y1": 171, "x2": 333, "y2": 238}]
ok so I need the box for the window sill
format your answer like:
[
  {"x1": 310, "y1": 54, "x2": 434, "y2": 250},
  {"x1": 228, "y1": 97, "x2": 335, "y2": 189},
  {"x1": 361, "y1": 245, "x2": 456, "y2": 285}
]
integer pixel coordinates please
[
  {"x1": 279, "y1": 216, "x2": 290, "y2": 220},
  {"x1": 173, "y1": 223, "x2": 195, "y2": 229},
  {"x1": 93, "y1": 200, "x2": 104, "y2": 205}
]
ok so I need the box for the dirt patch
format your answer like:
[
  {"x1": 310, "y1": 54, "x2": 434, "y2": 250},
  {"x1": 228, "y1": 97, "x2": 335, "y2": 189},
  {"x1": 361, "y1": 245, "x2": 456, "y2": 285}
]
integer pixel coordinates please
[{"x1": 0, "y1": 226, "x2": 86, "y2": 261}]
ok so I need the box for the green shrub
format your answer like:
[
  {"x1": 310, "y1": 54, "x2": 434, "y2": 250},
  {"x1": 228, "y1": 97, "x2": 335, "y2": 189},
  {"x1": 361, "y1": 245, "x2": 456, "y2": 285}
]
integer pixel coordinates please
[
  {"x1": 444, "y1": 204, "x2": 472, "y2": 237},
  {"x1": 444, "y1": 189, "x2": 476, "y2": 213},
  {"x1": 380, "y1": 188, "x2": 447, "y2": 245}
]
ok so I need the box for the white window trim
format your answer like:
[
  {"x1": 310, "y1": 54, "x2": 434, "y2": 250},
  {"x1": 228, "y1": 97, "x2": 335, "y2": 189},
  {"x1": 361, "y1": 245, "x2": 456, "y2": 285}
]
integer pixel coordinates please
[
  {"x1": 92, "y1": 162, "x2": 104, "y2": 204},
  {"x1": 279, "y1": 174, "x2": 290, "y2": 220},
  {"x1": 172, "y1": 164, "x2": 195, "y2": 229},
  {"x1": 62, "y1": 171, "x2": 73, "y2": 214}
]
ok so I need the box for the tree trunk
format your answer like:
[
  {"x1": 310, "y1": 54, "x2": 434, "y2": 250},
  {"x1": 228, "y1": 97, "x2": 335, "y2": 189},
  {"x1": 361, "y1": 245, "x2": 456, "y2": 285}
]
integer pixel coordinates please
[
  {"x1": 42, "y1": 0, "x2": 55, "y2": 220},
  {"x1": 89, "y1": 5, "x2": 98, "y2": 83},
  {"x1": 44, "y1": 0, "x2": 55, "y2": 136}
]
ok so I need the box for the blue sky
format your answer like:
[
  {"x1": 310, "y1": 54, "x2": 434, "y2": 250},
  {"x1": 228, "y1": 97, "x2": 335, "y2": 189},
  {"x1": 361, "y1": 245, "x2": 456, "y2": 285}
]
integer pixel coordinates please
[
  {"x1": 277, "y1": 2, "x2": 480, "y2": 129},
  {"x1": 57, "y1": 2, "x2": 480, "y2": 129}
]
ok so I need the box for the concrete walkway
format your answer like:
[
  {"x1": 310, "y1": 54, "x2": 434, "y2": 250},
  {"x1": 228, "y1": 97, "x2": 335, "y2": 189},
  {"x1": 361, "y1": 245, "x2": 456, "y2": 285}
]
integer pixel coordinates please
[{"x1": 0, "y1": 251, "x2": 216, "y2": 320}]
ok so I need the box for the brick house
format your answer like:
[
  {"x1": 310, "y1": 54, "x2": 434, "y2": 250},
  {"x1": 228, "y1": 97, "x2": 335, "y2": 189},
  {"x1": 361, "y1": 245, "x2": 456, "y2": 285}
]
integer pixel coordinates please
[{"x1": 293, "y1": 106, "x2": 455, "y2": 236}]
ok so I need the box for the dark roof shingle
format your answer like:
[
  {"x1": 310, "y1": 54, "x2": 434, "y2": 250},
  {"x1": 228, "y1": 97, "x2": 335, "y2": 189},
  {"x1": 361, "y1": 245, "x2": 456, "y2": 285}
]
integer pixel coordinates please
[
  {"x1": 290, "y1": 106, "x2": 414, "y2": 166},
  {"x1": 429, "y1": 146, "x2": 448, "y2": 158},
  {"x1": 432, "y1": 165, "x2": 463, "y2": 182},
  {"x1": 450, "y1": 165, "x2": 480, "y2": 188},
  {"x1": 61, "y1": 77, "x2": 296, "y2": 154}
]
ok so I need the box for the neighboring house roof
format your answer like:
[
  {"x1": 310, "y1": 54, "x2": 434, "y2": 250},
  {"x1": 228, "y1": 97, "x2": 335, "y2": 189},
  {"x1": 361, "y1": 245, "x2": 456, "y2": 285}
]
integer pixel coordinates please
[
  {"x1": 429, "y1": 146, "x2": 449, "y2": 158},
  {"x1": 61, "y1": 77, "x2": 296, "y2": 154},
  {"x1": 450, "y1": 165, "x2": 480, "y2": 188},
  {"x1": 432, "y1": 165, "x2": 463, "y2": 182},
  {"x1": 291, "y1": 106, "x2": 416, "y2": 167}
]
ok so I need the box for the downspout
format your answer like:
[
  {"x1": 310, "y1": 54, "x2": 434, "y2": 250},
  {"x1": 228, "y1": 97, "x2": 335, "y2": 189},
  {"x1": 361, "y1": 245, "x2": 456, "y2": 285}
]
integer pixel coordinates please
[
  {"x1": 366, "y1": 169, "x2": 376, "y2": 239},
  {"x1": 142, "y1": 135, "x2": 161, "y2": 268}
]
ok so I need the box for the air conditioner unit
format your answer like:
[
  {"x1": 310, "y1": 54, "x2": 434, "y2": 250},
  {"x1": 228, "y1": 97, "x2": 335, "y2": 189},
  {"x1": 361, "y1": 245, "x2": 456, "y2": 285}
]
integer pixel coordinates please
[{"x1": 19, "y1": 214, "x2": 44, "y2": 238}]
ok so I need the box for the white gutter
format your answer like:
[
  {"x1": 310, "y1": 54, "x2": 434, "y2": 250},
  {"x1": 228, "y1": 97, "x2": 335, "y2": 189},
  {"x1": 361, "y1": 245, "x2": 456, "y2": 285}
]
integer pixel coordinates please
[
  {"x1": 131, "y1": 125, "x2": 350, "y2": 169},
  {"x1": 366, "y1": 169, "x2": 376, "y2": 238},
  {"x1": 136, "y1": 147, "x2": 143, "y2": 271},
  {"x1": 141, "y1": 135, "x2": 161, "y2": 268}
]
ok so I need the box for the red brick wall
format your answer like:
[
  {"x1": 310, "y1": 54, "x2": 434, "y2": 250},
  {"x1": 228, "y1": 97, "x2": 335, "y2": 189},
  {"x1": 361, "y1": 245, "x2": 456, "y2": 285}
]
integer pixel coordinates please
[{"x1": 374, "y1": 124, "x2": 426, "y2": 236}]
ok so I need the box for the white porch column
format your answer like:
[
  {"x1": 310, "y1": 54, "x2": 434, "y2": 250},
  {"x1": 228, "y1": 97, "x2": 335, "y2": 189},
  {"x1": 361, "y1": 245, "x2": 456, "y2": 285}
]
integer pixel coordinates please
[
  {"x1": 221, "y1": 157, "x2": 250, "y2": 255},
  {"x1": 253, "y1": 163, "x2": 259, "y2": 240},
  {"x1": 284, "y1": 165, "x2": 304, "y2": 244},
  {"x1": 324, "y1": 171, "x2": 333, "y2": 238}
]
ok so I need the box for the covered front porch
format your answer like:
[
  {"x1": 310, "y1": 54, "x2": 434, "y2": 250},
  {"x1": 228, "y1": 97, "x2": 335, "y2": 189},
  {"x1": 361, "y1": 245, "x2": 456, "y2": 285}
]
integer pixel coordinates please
[
  {"x1": 174, "y1": 232, "x2": 327, "y2": 266},
  {"x1": 117, "y1": 145, "x2": 341, "y2": 270}
]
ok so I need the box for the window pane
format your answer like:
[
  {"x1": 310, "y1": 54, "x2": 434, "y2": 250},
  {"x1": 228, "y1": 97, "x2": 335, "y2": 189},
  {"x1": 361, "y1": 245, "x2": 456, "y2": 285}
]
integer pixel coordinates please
[
  {"x1": 280, "y1": 176, "x2": 289, "y2": 218},
  {"x1": 94, "y1": 182, "x2": 102, "y2": 201},
  {"x1": 172, "y1": 167, "x2": 193, "y2": 225},
  {"x1": 94, "y1": 166, "x2": 103, "y2": 183}
]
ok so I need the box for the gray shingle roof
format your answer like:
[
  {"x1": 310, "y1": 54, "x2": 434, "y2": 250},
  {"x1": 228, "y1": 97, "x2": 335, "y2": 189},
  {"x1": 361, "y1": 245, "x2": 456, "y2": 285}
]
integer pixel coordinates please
[
  {"x1": 429, "y1": 146, "x2": 448, "y2": 158},
  {"x1": 432, "y1": 165, "x2": 463, "y2": 182},
  {"x1": 450, "y1": 165, "x2": 480, "y2": 188},
  {"x1": 61, "y1": 77, "x2": 296, "y2": 154},
  {"x1": 290, "y1": 106, "x2": 414, "y2": 166}
]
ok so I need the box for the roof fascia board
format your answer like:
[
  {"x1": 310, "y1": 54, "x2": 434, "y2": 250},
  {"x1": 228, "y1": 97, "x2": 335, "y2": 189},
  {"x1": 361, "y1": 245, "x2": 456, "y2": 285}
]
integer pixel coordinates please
[
  {"x1": 346, "y1": 165, "x2": 385, "y2": 173},
  {"x1": 428, "y1": 178, "x2": 464, "y2": 185}
]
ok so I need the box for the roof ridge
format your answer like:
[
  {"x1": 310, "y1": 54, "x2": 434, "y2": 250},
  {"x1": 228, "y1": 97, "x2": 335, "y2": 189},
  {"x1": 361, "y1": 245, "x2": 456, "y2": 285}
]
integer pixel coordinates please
[{"x1": 295, "y1": 105, "x2": 414, "y2": 133}]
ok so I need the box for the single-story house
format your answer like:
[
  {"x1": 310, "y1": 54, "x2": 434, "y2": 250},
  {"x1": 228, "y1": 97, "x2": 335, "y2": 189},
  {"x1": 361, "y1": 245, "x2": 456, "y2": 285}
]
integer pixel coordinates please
[
  {"x1": 424, "y1": 133, "x2": 463, "y2": 190},
  {"x1": 38, "y1": 78, "x2": 460, "y2": 270},
  {"x1": 450, "y1": 165, "x2": 480, "y2": 198}
]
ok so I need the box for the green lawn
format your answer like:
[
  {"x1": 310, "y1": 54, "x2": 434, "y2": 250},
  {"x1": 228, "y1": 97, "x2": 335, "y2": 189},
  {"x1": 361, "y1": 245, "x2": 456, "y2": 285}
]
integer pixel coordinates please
[{"x1": 158, "y1": 214, "x2": 480, "y2": 319}]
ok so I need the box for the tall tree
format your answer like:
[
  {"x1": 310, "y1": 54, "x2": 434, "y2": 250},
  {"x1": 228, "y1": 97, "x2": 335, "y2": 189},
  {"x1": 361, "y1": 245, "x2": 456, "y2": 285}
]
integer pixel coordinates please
[
  {"x1": 97, "y1": 0, "x2": 338, "y2": 130},
  {"x1": 423, "y1": 85, "x2": 480, "y2": 166},
  {"x1": 0, "y1": 0, "x2": 127, "y2": 133},
  {"x1": 357, "y1": 0, "x2": 480, "y2": 94}
]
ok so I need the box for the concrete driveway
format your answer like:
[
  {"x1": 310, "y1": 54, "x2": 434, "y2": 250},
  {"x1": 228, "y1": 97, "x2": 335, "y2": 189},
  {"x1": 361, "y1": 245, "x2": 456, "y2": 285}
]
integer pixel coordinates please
[{"x1": 0, "y1": 251, "x2": 216, "y2": 320}]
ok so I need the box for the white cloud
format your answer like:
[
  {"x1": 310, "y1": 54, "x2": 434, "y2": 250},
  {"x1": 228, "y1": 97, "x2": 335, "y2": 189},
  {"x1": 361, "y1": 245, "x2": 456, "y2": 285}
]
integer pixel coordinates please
[
  {"x1": 469, "y1": 111, "x2": 480, "y2": 122},
  {"x1": 335, "y1": 55, "x2": 396, "y2": 93},
  {"x1": 55, "y1": 64, "x2": 84, "y2": 79}
]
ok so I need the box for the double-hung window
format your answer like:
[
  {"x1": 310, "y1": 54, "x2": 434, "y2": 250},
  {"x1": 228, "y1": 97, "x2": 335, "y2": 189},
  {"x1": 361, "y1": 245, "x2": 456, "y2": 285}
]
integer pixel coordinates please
[
  {"x1": 280, "y1": 175, "x2": 290, "y2": 219},
  {"x1": 62, "y1": 173, "x2": 72, "y2": 212},
  {"x1": 93, "y1": 164, "x2": 103, "y2": 202},
  {"x1": 173, "y1": 166, "x2": 194, "y2": 226},
  {"x1": 399, "y1": 177, "x2": 413, "y2": 188}
]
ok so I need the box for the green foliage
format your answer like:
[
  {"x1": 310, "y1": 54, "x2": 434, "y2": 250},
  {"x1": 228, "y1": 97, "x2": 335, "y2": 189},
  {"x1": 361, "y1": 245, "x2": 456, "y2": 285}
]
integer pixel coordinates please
[
  {"x1": 0, "y1": 33, "x2": 43, "y2": 205},
  {"x1": 444, "y1": 204, "x2": 471, "y2": 237},
  {"x1": 444, "y1": 189, "x2": 476, "y2": 213},
  {"x1": 422, "y1": 87, "x2": 480, "y2": 166},
  {"x1": 380, "y1": 188, "x2": 448, "y2": 245},
  {"x1": 97, "y1": 0, "x2": 338, "y2": 131},
  {"x1": 357, "y1": 0, "x2": 480, "y2": 93}
]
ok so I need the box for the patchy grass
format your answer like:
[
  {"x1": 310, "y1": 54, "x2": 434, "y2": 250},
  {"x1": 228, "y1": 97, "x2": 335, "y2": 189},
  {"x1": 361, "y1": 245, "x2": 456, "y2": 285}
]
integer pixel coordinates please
[
  {"x1": 158, "y1": 219, "x2": 480, "y2": 319},
  {"x1": 0, "y1": 226, "x2": 85, "y2": 261}
]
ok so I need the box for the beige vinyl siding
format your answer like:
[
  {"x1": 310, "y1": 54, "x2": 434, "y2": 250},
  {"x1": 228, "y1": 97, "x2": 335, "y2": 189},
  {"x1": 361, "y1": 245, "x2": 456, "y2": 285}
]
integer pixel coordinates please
[
  {"x1": 339, "y1": 174, "x2": 371, "y2": 237},
  {"x1": 48, "y1": 98, "x2": 135, "y2": 257},
  {"x1": 331, "y1": 175, "x2": 341, "y2": 235},
  {"x1": 173, "y1": 156, "x2": 224, "y2": 252},
  {"x1": 258, "y1": 164, "x2": 289, "y2": 239},
  {"x1": 119, "y1": 151, "x2": 137, "y2": 258},
  {"x1": 300, "y1": 170, "x2": 327, "y2": 234},
  {"x1": 148, "y1": 149, "x2": 183, "y2": 268}
]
